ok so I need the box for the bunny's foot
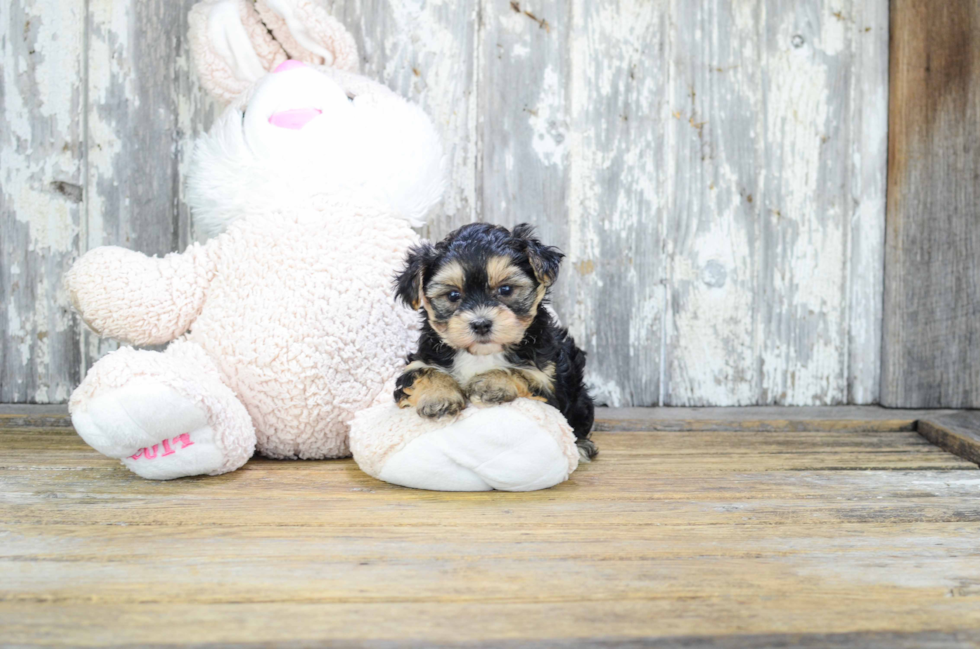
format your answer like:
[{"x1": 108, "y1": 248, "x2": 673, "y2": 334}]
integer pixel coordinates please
[{"x1": 70, "y1": 341, "x2": 256, "y2": 480}]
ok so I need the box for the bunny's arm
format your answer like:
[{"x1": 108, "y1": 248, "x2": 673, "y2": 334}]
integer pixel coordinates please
[{"x1": 65, "y1": 240, "x2": 221, "y2": 346}]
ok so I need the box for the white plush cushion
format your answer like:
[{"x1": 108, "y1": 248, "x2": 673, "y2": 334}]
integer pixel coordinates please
[{"x1": 349, "y1": 399, "x2": 579, "y2": 492}]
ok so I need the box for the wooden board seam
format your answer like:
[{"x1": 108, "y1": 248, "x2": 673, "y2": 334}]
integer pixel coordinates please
[{"x1": 916, "y1": 415, "x2": 980, "y2": 466}]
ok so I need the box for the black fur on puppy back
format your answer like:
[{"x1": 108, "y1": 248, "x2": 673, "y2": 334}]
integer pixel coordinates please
[
  {"x1": 559, "y1": 332, "x2": 596, "y2": 458},
  {"x1": 508, "y1": 306, "x2": 596, "y2": 458}
]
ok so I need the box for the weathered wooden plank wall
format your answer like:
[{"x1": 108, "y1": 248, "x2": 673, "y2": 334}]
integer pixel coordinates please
[
  {"x1": 349, "y1": 0, "x2": 889, "y2": 406},
  {"x1": 1, "y1": 0, "x2": 85, "y2": 403},
  {"x1": 2, "y1": 0, "x2": 216, "y2": 403},
  {"x1": 881, "y1": 0, "x2": 980, "y2": 408},
  {"x1": 83, "y1": 0, "x2": 217, "y2": 370},
  {"x1": 663, "y1": 1, "x2": 888, "y2": 407},
  {"x1": 1, "y1": 0, "x2": 889, "y2": 406}
]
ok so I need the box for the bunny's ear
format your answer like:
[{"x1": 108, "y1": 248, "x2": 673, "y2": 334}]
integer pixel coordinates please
[
  {"x1": 254, "y1": 0, "x2": 360, "y2": 72},
  {"x1": 188, "y1": 0, "x2": 288, "y2": 103}
]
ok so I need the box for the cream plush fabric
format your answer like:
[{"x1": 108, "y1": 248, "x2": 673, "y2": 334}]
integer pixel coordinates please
[
  {"x1": 351, "y1": 398, "x2": 579, "y2": 492},
  {"x1": 65, "y1": 0, "x2": 578, "y2": 490}
]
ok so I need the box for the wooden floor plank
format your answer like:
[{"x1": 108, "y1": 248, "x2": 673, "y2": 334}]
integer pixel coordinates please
[
  {"x1": 593, "y1": 406, "x2": 958, "y2": 432},
  {"x1": 919, "y1": 411, "x2": 980, "y2": 465},
  {"x1": 3, "y1": 600, "x2": 980, "y2": 647},
  {"x1": 0, "y1": 412, "x2": 978, "y2": 646},
  {"x1": 3, "y1": 522, "x2": 980, "y2": 605},
  {"x1": 0, "y1": 404, "x2": 958, "y2": 431}
]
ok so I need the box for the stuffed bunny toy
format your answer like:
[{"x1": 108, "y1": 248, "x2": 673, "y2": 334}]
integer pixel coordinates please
[{"x1": 65, "y1": 0, "x2": 579, "y2": 490}]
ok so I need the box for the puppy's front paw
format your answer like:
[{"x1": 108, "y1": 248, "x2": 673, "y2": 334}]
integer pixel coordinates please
[
  {"x1": 396, "y1": 368, "x2": 467, "y2": 419},
  {"x1": 465, "y1": 370, "x2": 527, "y2": 405},
  {"x1": 416, "y1": 391, "x2": 467, "y2": 419}
]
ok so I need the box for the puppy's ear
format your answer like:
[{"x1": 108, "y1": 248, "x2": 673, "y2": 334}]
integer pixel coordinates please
[
  {"x1": 394, "y1": 242, "x2": 437, "y2": 310},
  {"x1": 513, "y1": 223, "x2": 564, "y2": 287}
]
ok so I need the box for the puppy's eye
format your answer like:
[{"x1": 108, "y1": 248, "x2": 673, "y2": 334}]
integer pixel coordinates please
[
  {"x1": 447, "y1": 290, "x2": 461, "y2": 302},
  {"x1": 497, "y1": 285, "x2": 513, "y2": 297}
]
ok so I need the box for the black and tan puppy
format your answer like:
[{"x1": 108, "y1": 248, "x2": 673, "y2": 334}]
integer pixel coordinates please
[{"x1": 392, "y1": 223, "x2": 597, "y2": 459}]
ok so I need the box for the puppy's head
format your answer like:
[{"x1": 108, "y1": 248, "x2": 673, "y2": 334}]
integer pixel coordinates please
[{"x1": 395, "y1": 223, "x2": 563, "y2": 355}]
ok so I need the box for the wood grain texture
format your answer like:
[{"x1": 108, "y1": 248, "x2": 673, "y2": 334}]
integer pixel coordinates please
[
  {"x1": 428, "y1": 0, "x2": 888, "y2": 407},
  {"x1": 846, "y1": 0, "x2": 889, "y2": 405},
  {"x1": 663, "y1": 0, "x2": 887, "y2": 407},
  {"x1": 881, "y1": 0, "x2": 980, "y2": 408},
  {"x1": 82, "y1": 0, "x2": 217, "y2": 372},
  {"x1": 479, "y1": 0, "x2": 570, "y2": 267},
  {"x1": 2, "y1": 0, "x2": 889, "y2": 406},
  {"x1": 918, "y1": 411, "x2": 980, "y2": 466},
  {"x1": 1, "y1": 416, "x2": 978, "y2": 646},
  {"x1": 595, "y1": 405, "x2": 956, "y2": 432},
  {"x1": 332, "y1": 0, "x2": 480, "y2": 238},
  {"x1": 562, "y1": 0, "x2": 667, "y2": 407},
  {"x1": 0, "y1": 0, "x2": 85, "y2": 403},
  {"x1": 0, "y1": 402, "x2": 954, "y2": 431}
]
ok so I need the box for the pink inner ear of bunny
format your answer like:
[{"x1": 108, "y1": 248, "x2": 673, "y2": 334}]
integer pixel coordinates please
[
  {"x1": 268, "y1": 107, "x2": 322, "y2": 129},
  {"x1": 274, "y1": 59, "x2": 306, "y2": 73},
  {"x1": 188, "y1": 0, "x2": 288, "y2": 104},
  {"x1": 254, "y1": 0, "x2": 359, "y2": 73}
]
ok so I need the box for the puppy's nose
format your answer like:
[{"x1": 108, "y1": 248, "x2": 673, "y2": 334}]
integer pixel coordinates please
[{"x1": 470, "y1": 318, "x2": 493, "y2": 336}]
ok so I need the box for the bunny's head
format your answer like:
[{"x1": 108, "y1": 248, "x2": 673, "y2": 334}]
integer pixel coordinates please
[{"x1": 186, "y1": 0, "x2": 445, "y2": 236}]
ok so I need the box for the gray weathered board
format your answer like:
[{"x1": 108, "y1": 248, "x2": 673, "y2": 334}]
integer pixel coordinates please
[
  {"x1": 1, "y1": 0, "x2": 888, "y2": 406},
  {"x1": 881, "y1": 0, "x2": 980, "y2": 408}
]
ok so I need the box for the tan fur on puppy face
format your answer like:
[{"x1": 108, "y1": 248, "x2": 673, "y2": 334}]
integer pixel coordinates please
[
  {"x1": 488, "y1": 256, "x2": 546, "y2": 328},
  {"x1": 421, "y1": 256, "x2": 542, "y2": 355},
  {"x1": 421, "y1": 295, "x2": 448, "y2": 335},
  {"x1": 429, "y1": 260, "x2": 465, "y2": 291},
  {"x1": 443, "y1": 305, "x2": 528, "y2": 354},
  {"x1": 421, "y1": 260, "x2": 463, "y2": 337},
  {"x1": 487, "y1": 256, "x2": 530, "y2": 289},
  {"x1": 525, "y1": 284, "x2": 547, "y2": 322}
]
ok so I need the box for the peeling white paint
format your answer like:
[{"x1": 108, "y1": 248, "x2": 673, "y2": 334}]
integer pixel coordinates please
[
  {"x1": 818, "y1": 1, "x2": 848, "y2": 55},
  {"x1": 379, "y1": 0, "x2": 478, "y2": 226},
  {"x1": 10, "y1": 185, "x2": 76, "y2": 252},
  {"x1": 2, "y1": 2, "x2": 82, "y2": 253},
  {"x1": 32, "y1": 3, "x2": 83, "y2": 123},
  {"x1": 659, "y1": 0, "x2": 886, "y2": 406},
  {"x1": 758, "y1": 6, "x2": 843, "y2": 404},
  {"x1": 845, "y1": 0, "x2": 888, "y2": 404},
  {"x1": 178, "y1": 37, "x2": 219, "y2": 244},
  {"x1": 85, "y1": 0, "x2": 132, "y2": 249},
  {"x1": 2, "y1": 0, "x2": 889, "y2": 405},
  {"x1": 2, "y1": 0, "x2": 86, "y2": 402},
  {"x1": 585, "y1": 372, "x2": 627, "y2": 408},
  {"x1": 564, "y1": 0, "x2": 665, "y2": 403},
  {"x1": 528, "y1": 67, "x2": 567, "y2": 167}
]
